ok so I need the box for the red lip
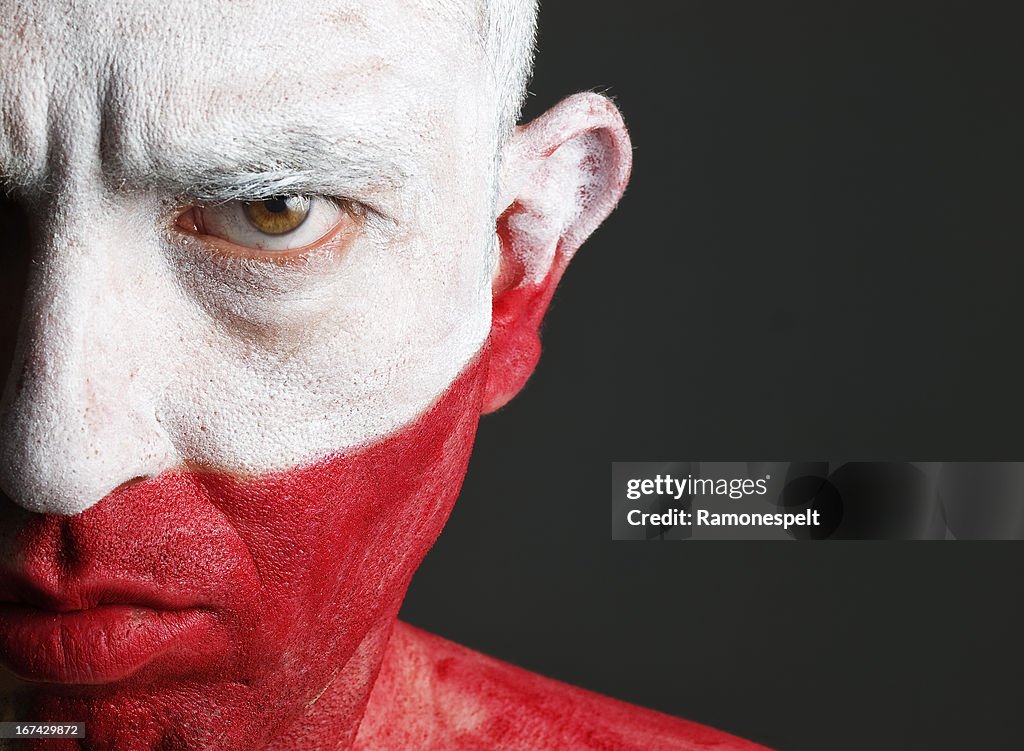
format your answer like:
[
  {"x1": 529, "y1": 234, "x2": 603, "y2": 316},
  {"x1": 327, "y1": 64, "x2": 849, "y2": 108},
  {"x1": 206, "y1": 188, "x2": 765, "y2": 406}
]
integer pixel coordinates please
[{"x1": 0, "y1": 578, "x2": 216, "y2": 685}]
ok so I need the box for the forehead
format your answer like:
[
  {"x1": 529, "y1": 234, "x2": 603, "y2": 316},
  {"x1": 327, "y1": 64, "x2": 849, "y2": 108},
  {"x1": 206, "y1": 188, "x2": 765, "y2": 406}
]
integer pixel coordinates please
[{"x1": 0, "y1": 0, "x2": 487, "y2": 189}]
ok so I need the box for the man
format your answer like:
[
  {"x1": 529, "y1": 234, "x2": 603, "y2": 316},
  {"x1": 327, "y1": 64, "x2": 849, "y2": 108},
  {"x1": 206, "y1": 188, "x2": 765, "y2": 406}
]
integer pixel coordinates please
[{"x1": 0, "y1": 1, "x2": 765, "y2": 748}]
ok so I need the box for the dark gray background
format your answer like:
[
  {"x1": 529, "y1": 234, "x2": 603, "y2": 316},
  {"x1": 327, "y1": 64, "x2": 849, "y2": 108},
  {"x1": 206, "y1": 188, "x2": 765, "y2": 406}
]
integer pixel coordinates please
[{"x1": 401, "y1": 2, "x2": 1024, "y2": 750}]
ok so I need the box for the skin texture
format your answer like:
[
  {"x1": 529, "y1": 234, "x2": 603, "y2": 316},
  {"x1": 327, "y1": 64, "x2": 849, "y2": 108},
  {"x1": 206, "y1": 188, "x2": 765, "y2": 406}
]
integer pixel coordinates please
[
  {"x1": 0, "y1": 0, "x2": 495, "y2": 510},
  {"x1": 0, "y1": 356, "x2": 487, "y2": 749},
  {"x1": 0, "y1": 1, "x2": 767, "y2": 748}
]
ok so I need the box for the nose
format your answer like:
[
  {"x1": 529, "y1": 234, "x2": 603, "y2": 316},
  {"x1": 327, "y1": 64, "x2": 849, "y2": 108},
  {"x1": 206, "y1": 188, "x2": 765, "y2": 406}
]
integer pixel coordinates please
[{"x1": 0, "y1": 196, "x2": 178, "y2": 516}]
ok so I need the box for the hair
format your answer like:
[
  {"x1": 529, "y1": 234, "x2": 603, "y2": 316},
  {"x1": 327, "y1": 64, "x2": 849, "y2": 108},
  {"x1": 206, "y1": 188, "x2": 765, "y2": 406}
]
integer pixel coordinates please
[{"x1": 478, "y1": 0, "x2": 540, "y2": 138}]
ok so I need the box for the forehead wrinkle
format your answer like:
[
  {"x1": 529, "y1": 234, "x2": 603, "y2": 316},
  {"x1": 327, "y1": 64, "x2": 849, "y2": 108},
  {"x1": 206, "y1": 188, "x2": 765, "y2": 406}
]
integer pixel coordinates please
[
  {"x1": 0, "y1": 12, "x2": 62, "y2": 189},
  {"x1": 92, "y1": 49, "x2": 433, "y2": 205},
  {"x1": 0, "y1": 0, "x2": 490, "y2": 208},
  {"x1": 0, "y1": 103, "x2": 45, "y2": 191},
  {"x1": 96, "y1": 62, "x2": 417, "y2": 198}
]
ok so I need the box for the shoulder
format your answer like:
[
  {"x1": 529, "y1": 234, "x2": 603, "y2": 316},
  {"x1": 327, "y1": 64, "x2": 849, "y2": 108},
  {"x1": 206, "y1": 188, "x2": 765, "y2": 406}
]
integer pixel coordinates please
[{"x1": 355, "y1": 621, "x2": 770, "y2": 751}]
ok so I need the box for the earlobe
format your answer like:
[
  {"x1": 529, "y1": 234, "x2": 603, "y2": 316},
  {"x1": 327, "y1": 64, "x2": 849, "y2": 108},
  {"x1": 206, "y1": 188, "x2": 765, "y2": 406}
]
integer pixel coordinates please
[{"x1": 483, "y1": 92, "x2": 632, "y2": 413}]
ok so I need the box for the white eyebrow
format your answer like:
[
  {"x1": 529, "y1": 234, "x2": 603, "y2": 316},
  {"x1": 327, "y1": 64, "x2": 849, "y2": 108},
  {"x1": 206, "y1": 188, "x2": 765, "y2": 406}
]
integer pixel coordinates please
[{"x1": 102, "y1": 128, "x2": 412, "y2": 203}]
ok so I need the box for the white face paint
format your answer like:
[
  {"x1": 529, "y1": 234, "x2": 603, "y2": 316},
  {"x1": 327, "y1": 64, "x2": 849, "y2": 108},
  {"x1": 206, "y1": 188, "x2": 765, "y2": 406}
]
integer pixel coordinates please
[{"x1": 0, "y1": 0, "x2": 499, "y2": 515}]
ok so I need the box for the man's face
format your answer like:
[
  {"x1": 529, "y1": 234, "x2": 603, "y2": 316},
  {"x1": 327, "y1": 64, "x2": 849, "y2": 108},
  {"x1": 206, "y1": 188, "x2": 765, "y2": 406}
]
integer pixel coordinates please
[{"x1": 0, "y1": 0, "x2": 498, "y2": 745}]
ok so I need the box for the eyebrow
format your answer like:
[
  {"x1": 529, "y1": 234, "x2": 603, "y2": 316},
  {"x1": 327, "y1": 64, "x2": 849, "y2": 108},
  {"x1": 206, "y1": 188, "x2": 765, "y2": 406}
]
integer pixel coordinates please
[{"x1": 103, "y1": 128, "x2": 412, "y2": 203}]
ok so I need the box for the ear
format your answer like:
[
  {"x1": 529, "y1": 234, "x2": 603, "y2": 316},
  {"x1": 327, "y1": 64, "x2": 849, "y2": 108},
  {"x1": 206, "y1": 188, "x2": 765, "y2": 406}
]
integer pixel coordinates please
[{"x1": 482, "y1": 92, "x2": 632, "y2": 413}]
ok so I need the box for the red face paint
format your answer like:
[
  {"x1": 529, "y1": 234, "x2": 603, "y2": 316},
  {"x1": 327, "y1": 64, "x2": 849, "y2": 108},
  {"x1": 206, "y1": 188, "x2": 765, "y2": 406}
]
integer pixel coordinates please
[
  {"x1": 0, "y1": 353, "x2": 487, "y2": 750},
  {"x1": 360, "y1": 623, "x2": 768, "y2": 751},
  {"x1": 0, "y1": 295, "x2": 760, "y2": 750}
]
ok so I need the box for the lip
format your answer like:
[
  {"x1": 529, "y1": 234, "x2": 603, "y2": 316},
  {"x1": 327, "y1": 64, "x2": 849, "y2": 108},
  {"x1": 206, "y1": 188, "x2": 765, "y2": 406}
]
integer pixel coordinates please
[{"x1": 0, "y1": 579, "x2": 215, "y2": 685}]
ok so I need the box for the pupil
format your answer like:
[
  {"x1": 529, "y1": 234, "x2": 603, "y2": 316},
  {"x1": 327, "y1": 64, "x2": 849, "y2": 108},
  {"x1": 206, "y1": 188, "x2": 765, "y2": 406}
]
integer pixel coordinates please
[{"x1": 265, "y1": 198, "x2": 290, "y2": 214}]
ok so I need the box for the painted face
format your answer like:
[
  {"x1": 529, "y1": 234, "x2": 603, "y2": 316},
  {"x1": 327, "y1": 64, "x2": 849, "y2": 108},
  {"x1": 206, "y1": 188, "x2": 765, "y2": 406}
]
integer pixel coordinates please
[
  {"x1": 0, "y1": 0, "x2": 498, "y2": 746},
  {"x1": 0, "y1": 0, "x2": 633, "y2": 747},
  {"x1": 0, "y1": 0, "x2": 498, "y2": 506}
]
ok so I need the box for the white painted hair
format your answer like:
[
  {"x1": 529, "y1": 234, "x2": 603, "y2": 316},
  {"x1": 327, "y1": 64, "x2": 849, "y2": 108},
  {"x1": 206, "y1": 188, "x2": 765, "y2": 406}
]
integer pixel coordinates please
[{"x1": 479, "y1": 0, "x2": 540, "y2": 135}]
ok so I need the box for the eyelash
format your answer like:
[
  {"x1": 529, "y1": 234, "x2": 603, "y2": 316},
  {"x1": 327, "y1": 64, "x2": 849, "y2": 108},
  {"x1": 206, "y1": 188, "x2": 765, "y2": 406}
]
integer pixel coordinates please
[{"x1": 172, "y1": 195, "x2": 367, "y2": 262}]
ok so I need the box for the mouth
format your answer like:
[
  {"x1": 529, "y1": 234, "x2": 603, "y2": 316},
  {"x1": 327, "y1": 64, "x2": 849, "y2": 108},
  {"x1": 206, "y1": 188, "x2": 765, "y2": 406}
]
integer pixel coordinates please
[{"x1": 0, "y1": 580, "x2": 216, "y2": 685}]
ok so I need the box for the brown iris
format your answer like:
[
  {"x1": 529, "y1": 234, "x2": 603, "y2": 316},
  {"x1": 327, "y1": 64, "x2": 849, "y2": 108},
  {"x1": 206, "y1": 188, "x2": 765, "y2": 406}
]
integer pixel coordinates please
[{"x1": 243, "y1": 196, "x2": 311, "y2": 235}]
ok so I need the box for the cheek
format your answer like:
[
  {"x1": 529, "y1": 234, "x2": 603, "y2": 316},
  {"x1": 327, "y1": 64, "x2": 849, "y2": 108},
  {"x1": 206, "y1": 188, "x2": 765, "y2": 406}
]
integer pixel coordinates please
[
  {"x1": 161, "y1": 222, "x2": 494, "y2": 477},
  {"x1": 214, "y1": 351, "x2": 487, "y2": 662}
]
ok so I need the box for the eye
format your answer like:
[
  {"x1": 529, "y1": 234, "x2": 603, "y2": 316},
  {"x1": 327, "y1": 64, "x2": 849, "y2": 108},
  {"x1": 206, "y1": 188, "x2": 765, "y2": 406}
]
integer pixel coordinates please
[
  {"x1": 244, "y1": 195, "x2": 313, "y2": 235},
  {"x1": 176, "y1": 196, "x2": 360, "y2": 255}
]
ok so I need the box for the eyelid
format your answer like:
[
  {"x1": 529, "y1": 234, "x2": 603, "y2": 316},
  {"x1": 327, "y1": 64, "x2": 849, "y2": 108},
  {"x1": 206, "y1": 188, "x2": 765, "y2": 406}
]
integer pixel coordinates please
[
  {"x1": 195, "y1": 217, "x2": 352, "y2": 264},
  {"x1": 181, "y1": 186, "x2": 388, "y2": 220},
  {"x1": 174, "y1": 195, "x2": 366, "y2": 261}
]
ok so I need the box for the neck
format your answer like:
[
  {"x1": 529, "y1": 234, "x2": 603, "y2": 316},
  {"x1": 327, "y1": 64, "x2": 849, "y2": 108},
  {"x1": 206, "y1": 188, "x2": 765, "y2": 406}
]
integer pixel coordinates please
[{"x1": 267, "y1": 613, "x2": 400, "y2": 751}]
